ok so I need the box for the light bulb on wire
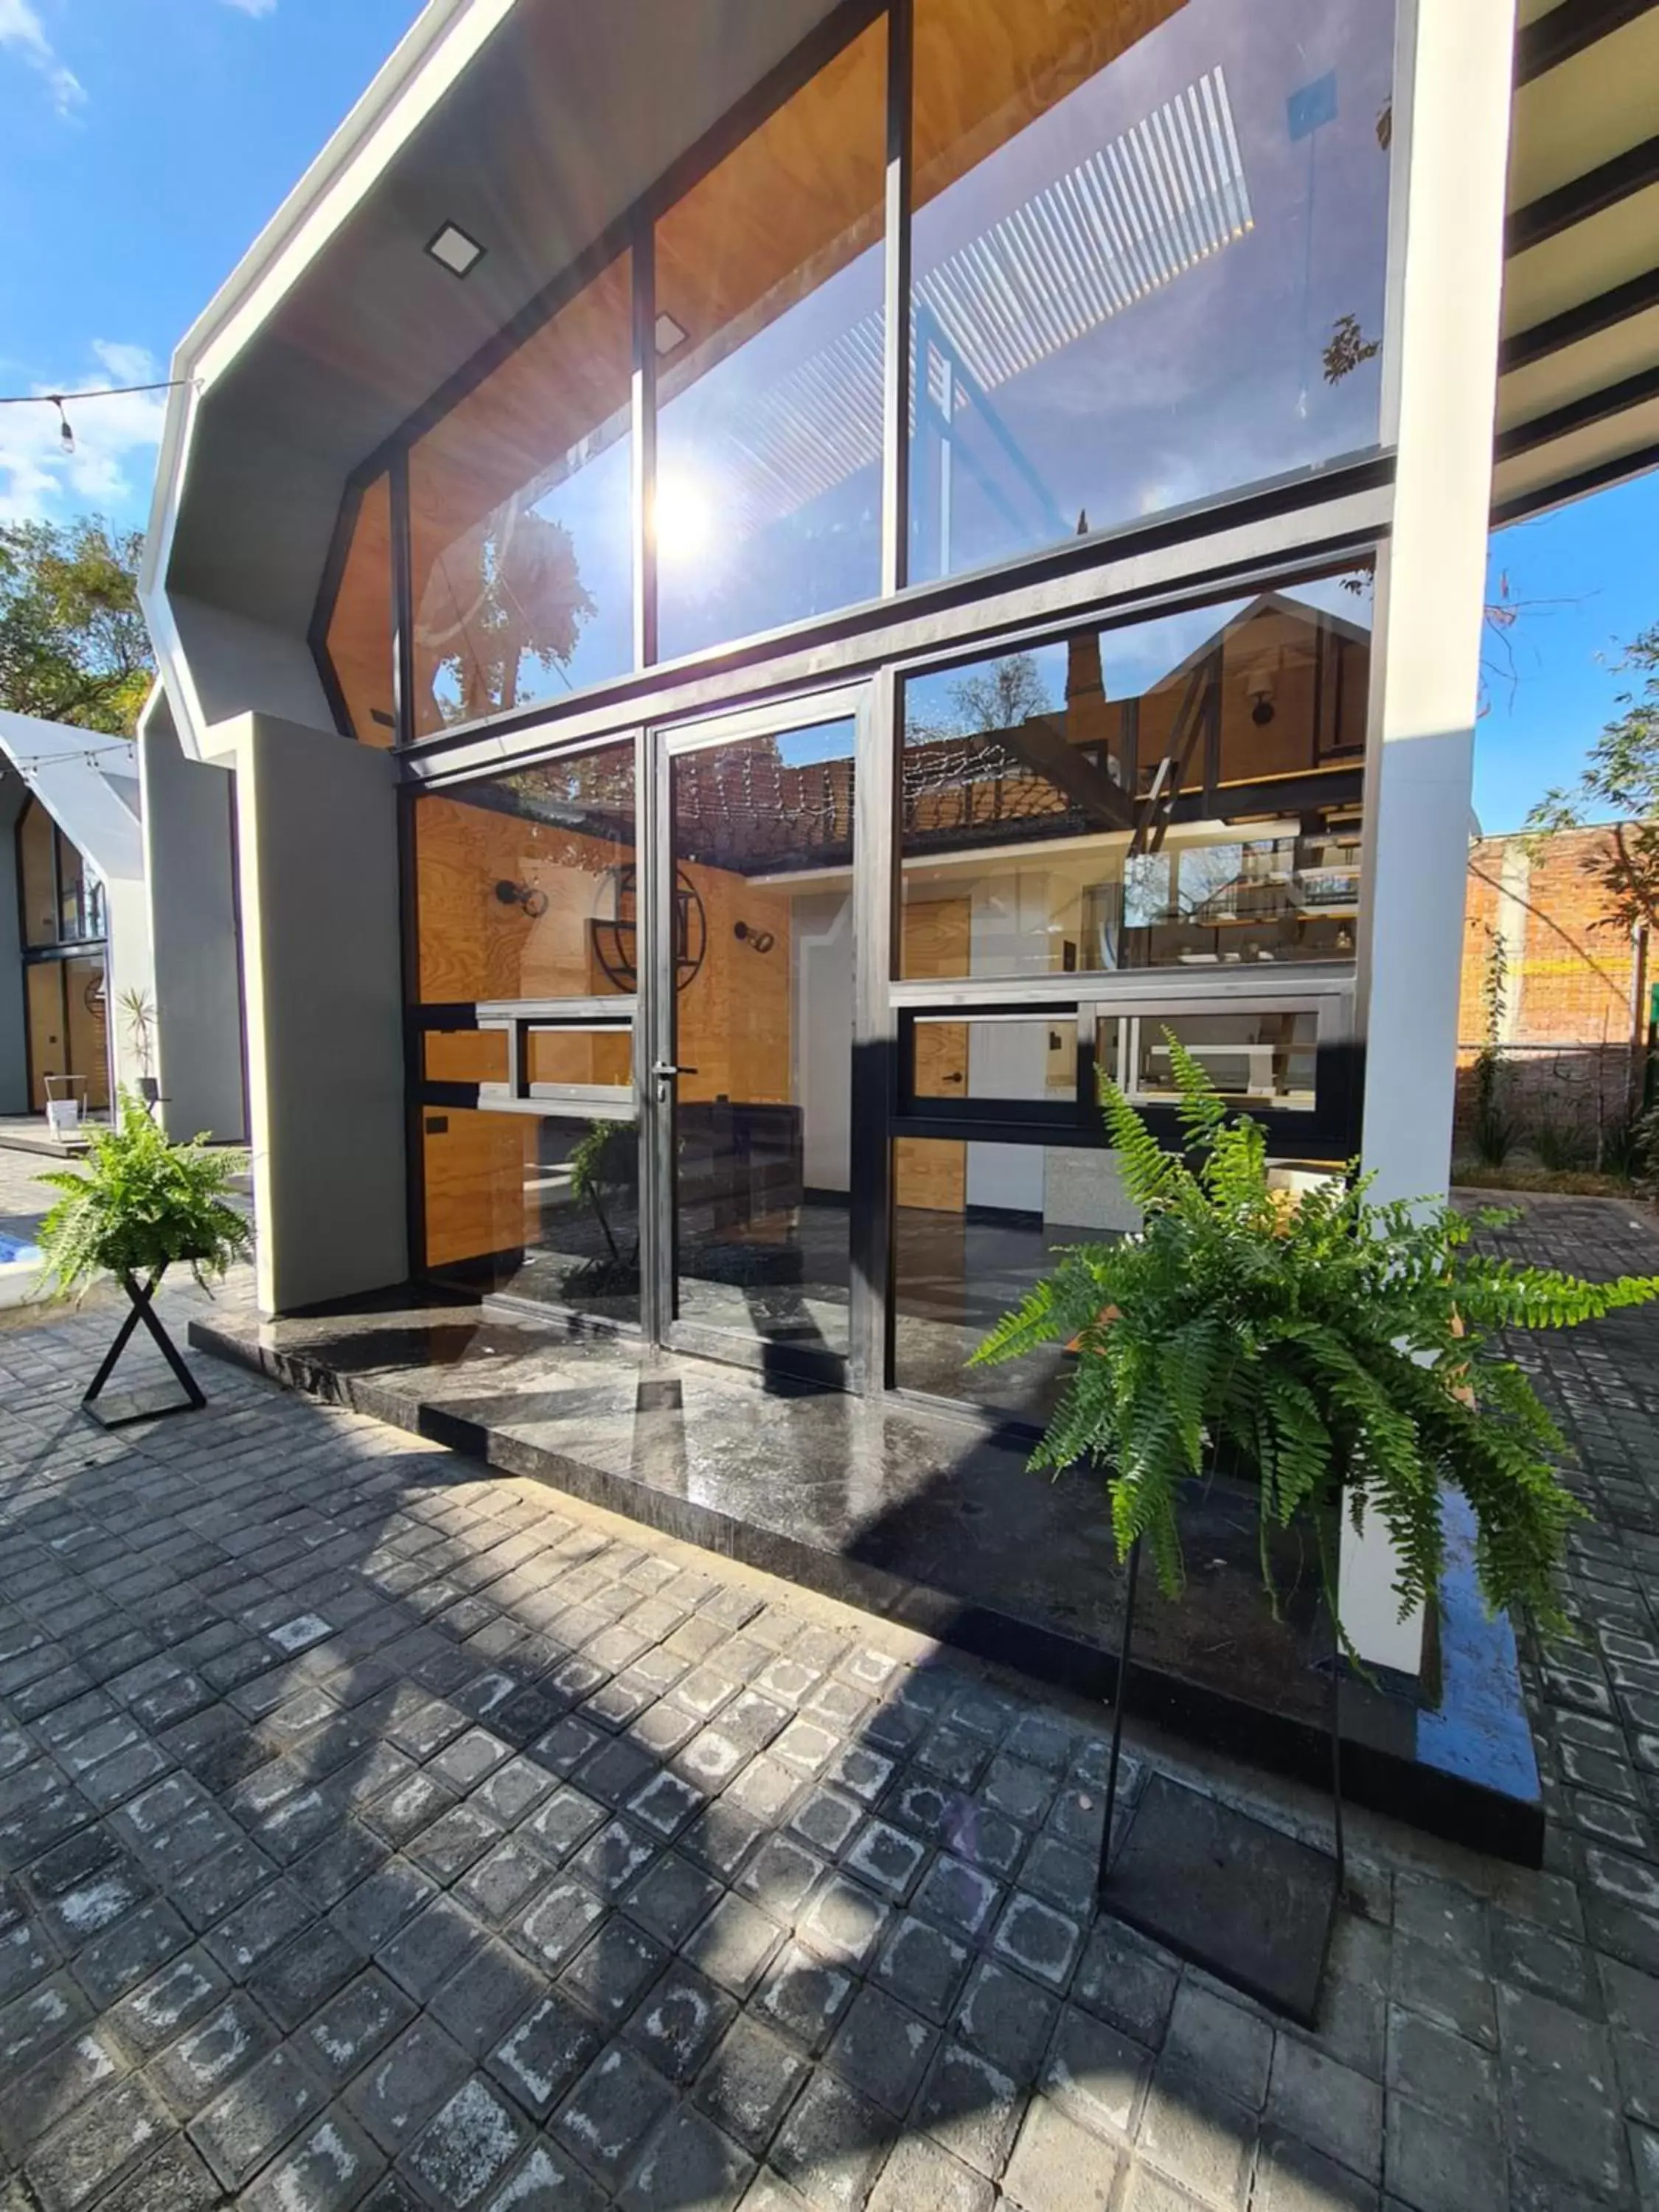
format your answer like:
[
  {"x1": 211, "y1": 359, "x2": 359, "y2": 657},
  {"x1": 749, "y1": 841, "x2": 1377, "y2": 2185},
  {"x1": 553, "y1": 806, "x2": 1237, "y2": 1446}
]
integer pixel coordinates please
[{"x1": 51, "y1": 399, "x2": 73, "y2": 455}]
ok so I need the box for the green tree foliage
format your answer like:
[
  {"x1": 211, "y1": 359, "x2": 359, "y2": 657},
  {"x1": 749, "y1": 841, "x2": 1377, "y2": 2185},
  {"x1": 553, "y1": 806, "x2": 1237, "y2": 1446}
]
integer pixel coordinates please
[
  {"x1": 0, "y1": 517, "x2": 153, "y2": 734},
  {"x1": 973, "y1": 1040, "x2": 1659, "y2": 1642},
  {"x1": 35, "y1": 1092, "x2": 250, "y2": 1297},
  {"x1": 1528, "y1": 624, "x2": 1659, "y2": 936}
]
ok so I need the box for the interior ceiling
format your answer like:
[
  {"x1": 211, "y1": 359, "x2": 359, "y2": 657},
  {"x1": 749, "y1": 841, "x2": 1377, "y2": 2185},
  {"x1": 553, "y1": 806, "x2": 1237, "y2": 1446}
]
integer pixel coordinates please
[
  {"x1": 1495, "y1": 0, "x2": 1659, "y2": 523},
  {"x1": 167, "y1": 0, "x2": 840, "y2": 628}
]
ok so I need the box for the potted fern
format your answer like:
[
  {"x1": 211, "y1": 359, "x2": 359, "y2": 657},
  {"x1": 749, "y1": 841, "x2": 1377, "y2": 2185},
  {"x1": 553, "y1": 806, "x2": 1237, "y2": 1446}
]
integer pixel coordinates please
[
  {"x1": 37, "y1": 1091, "x2": 251, "y2": 1424},
  {"x1": 974, "y1": 1037, "x2": 1659, "y2": 1648}
]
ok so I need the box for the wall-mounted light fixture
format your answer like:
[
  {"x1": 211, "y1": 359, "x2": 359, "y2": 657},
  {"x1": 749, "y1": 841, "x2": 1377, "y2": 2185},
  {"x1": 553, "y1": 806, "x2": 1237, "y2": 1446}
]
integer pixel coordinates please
[
  {"x1": 495, "y1": 879, "x2": 549, "y2": 919},
  {"x1": 1249, "y1": 687, "x2": 1276, "y2": 726},
  {"x1": 426, "y1": 221, "x2": 486, "y2": 278},
  {"x1": 655, "y1": 312, "x2": 688, "y2": 356},
  {"x1": 734, "y1": 920, "x2": 775, "y2": 956}
]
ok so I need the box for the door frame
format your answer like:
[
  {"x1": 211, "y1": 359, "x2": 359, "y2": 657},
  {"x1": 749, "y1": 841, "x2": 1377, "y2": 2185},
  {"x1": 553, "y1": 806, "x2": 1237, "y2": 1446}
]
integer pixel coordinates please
[{"x1": 639, "y1": 681, "x2": 877, "y2": 1388}]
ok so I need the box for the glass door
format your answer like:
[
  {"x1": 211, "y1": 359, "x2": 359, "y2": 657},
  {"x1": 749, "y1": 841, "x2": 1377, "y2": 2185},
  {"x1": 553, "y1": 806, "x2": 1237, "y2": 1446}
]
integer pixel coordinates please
[{"x1": 646, "y1": 686, "x2": 871, "y2": 1383}]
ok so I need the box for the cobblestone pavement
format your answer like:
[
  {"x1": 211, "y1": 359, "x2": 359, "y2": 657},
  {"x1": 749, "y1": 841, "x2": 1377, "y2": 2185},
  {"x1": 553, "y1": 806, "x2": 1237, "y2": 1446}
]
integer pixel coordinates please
[{"x1": 0, "y1": 1195, "x2": 1655, "y2": 2211}]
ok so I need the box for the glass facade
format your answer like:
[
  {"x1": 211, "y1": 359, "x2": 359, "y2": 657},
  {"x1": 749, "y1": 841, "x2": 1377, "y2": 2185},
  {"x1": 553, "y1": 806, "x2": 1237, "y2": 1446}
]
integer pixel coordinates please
[
  {"x1": 667, "y1": 715, "x2": 860, "y2": 1360},
  {"x1": 421, "y1": 1107, "x2": 640, "y2": 1322},
  {"x1": 892, "y1": 1135, "x2": 1142, "y2": 1423},
  {"x1": 412, "y1": 742, "x2": 636, "y2": 1005},
  {"x1": 408, "y1": 254, "x2": 634, "y2": 737},
  {"x1": 320, "y1": 1, "x2": 1394, "y2": 740},
  {"x1": 899, "y1": 573, "x2": 1370, "y2": 981},
  {"x1": 655, "y1": 18, "x2": 886, "y2": 661},
  {"x1": 908, "y1": 0, "x2": 1394, "y2": 581}
]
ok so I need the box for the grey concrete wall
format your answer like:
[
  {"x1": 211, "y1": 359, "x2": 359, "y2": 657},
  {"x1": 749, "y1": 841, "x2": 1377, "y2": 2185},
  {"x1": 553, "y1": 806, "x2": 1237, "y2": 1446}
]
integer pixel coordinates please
[
  {"x1": 229, "y1": 713, "x2": 406, "y2": 1313},
  {"x1": 140, "y1": 712, "x2": 246, "y2": 1141},
  {"x1": 0, "y1": 774, "x2": 30, "y2": 1115}
]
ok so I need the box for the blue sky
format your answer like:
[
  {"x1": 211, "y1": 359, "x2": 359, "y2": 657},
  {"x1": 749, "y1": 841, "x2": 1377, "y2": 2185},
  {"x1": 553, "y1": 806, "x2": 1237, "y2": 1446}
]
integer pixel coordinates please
[{"x1": 1, "y1": 0, "x2": 1654, "y2": 829}]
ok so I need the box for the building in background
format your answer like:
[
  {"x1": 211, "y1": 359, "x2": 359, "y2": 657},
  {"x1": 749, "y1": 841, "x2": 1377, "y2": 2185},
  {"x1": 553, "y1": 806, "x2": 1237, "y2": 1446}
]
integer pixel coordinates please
[
  {"x1": 1459, "y1": 824, "x2": 1654, "y2": 1140},
  {"x1": 0, "y1": 708, "x2": 247, "y2": 1142},
  {"x1": 133, "y1": 0, "x2": 1659, "y2": 1718}
]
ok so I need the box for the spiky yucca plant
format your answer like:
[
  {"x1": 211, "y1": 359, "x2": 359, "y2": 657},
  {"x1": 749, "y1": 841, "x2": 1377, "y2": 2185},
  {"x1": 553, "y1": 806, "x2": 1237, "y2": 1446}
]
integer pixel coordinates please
[
  {"x1": 973, "y1": 1038, "x2": 1659, "y2": 1639},
  {"x1": 35, "y1": 1091, "x2": 251, "y2": 1298}
]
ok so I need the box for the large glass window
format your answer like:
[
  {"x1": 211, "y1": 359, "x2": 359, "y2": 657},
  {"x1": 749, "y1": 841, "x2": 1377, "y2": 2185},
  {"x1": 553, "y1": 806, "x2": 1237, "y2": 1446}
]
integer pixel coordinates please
[
  {"x1": 898, "y1": 573, "x2": 1370, "y2": 980},
  {"x1": 655, "y1": 21, "x2": 886, "y2": 663},
  {"x1": 892, "y1": 1135, "x2": 1142, "y2": 1423},
  {"x1": 908, "y1": 0, "x2": 1394, "y2": 581},
  {"x1": 413, "y1": 743, "x2": 636, "y2": 1005},
  {"x1": 422, "y1": 1107, "x2": 639, "y2": 1323},
  {"x1": 324, "y1": 473, "x2": 395, "y2": 745},
  {"x1": 668, "y1": 716, "x2": 858, "y2": 1360},
  {"x1": 409, "y1": 254, "x2": 634, "y2": 736}
]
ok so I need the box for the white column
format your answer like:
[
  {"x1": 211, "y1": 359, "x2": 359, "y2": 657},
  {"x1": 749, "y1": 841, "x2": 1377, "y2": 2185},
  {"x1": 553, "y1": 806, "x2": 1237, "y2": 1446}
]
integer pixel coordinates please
[
  {"x1": 211, "y1": 713, "x2": 407, "y2": 1315},
  {"x1": 1346, "y1": 0, "x2": 1517, "y2": 1674}
]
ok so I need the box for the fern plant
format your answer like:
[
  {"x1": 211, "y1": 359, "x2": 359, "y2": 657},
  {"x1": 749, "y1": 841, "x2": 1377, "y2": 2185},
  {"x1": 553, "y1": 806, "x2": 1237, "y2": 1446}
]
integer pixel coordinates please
[
  {"x1": 35, "y1": 1091, "x2": 251, "y2": 1298},
  {"x1": 973, "y1": 1037, "x2": 1659, "y2": 1641}
]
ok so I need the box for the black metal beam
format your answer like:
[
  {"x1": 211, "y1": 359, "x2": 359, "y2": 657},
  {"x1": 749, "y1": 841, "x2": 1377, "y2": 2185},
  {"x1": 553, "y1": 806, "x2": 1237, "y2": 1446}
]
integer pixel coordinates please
[
  {"x1": 1515, "y1": 0, "x2": 1658, "y2": 86},
  {"x1": 1492, "y1": 434, "x2": 1659, "y2": 525},
  {"x1": 1495, "y1": 360, "x2": 1659, "y2": 461},
  {"x1": 1506, "y1": 133, "x2": 1659, "y2": 257},
  {"x1": 1500, "y1": 262, "x2": 1659, "y2": 373},
  {"x1": 997, "y1": 716, "x2": 1136, "y2": 830}
]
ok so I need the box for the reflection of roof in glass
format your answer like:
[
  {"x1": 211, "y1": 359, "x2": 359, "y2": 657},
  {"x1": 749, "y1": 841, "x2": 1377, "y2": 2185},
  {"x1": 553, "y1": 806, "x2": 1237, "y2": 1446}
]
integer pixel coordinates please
[{"x1": 691, "y1": 67, "x2": 1255, "y2": 541}]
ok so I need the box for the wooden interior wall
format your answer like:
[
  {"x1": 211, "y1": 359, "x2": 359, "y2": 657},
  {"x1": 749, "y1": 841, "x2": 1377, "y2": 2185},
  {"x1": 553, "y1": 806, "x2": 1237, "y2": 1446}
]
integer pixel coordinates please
[
  {"x1": 422, "y1": 1110, "x2": 539, "y2": 1270},
  {"x1": 325, "y1": 474, "x2": 394, "y2": 747},
  {"x1": 656, "y1": 18, "x2": 886, "y2": 408},
  {"x1": 911, "y1": 0, "x2": 1187, "y2": 214},
  {"x1": 418, "y1": 790, "x2": 796, "y2": 1264},
  {"x1": 896, "y1": 896, "x2": 969, "y2": 1212},
  {"x1": 64, "y1": 959, "x2": 108, "y2": 1111},
  {"x1": 408, "y1": 255, "x2": 633, "y2": 728}
]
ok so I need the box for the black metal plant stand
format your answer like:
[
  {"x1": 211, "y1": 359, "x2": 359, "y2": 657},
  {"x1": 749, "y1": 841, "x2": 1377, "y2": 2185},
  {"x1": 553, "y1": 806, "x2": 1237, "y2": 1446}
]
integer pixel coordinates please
[
  {"x1": 1096, "y1": 1536, "x2": 1346, "y2": 2029},
  {"x1": 82, "y1": 1267, "x2": 206, "y2": 1430}
]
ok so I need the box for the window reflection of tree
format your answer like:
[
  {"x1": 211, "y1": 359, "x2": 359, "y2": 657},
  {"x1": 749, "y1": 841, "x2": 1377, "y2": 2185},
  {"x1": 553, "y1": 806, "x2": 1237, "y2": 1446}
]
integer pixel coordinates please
[{"x1": 428, "y1": 506, "x2": 595, "y2": 726}]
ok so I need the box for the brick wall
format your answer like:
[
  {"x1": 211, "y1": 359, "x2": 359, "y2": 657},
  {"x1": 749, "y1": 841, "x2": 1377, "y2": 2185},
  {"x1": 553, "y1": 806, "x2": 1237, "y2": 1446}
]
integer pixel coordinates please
[{"x1": 1455, "y1": 825, "x2": 1648, "y2": 1137}]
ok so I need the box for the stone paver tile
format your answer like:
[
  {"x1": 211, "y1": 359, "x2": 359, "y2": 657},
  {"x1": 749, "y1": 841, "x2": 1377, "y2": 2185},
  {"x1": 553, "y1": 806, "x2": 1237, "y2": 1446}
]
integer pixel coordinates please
[
  {"x1": 407, "y1": 2075, "x2": 528, "y2": 2210},
  {"x1": 149, "y1": 1990, "x2": 278, "y2": 2118},
  {"x1": 1002, "y1": 2095, "x2": 1122, "y2": 2212},
  {"x1": 344, "y1": 2017, "x2": 471, "y2": 2155},
  {"x1": 1385, "y1": 2006, "x2": 1499, "y2": 2137},
  {"x1": 92, "y1": 2135, "x2": 223, "y2": 2212},
  {"x1": 914, "y1": 2037, "x2": 1023, "y2": 2180},
  {"x1": 1164, "y1": 1982, "x2": 1272, "y2": 2112},
  {"x1": 1266, "y1": 2037, "x2": 1382, "y2": 2186},
  {"x1": 478, "y1": 2142, "x2": 604, "y2": 2212},
  {"x1": 487, "y1": 1991, "x2": 602, "y2": 2120},
  {"x1": 188, "y1": 2040, "x2": 324, "y2": 2189},
  {"x1": 687, "y1": 1894, "x2": 787, "y2": 2000},
  {"x1": 1071, "y1": 1923, "x2": 1178, "y2": 2046},
  {"x1": 24, "y1": 2073, "x2": 171, "y2": 2212},
  {"x1": 619, "y1": 2104, "x2": 754, "y2": 2212},
  {"x1": 1043, "y1": 2003, "x2": 1150, "y2": 2144},
  {"x1": 625, "y1": 1961, "x2": 734, "y2": 2084},
  {"x1": 240, "y1": 2112, "x2": 385, "y2": 2212},
  {"x1": 305, "y1": 1967, "x2": 417, "y2": 2087},
  {"x1": 695, "y1": 2013, "x2": 810, "y2": 2154},
  {"x1": 1254, "y1": 2129, "x2": 1378, "y2": 2211},
  {"x1": 1136, "y1": 2062, "x2": 1256, "y2": 2211},
  {"x1": 754, "y1": 1940, "x2": 858, "y2": 2055},
  {"x1": 552, "y1": 2044, "x2": 675, "y2": 2192},
  {"x1": 770, "y1": 2066, "x2": 890, "y2": 2212},
  {"x1": 1383, "y1": 2097, "x2": 1503, "y2": 2212},
  {"x1": 826, "y1": 1982, "x2": 938, "y2": 2116}
]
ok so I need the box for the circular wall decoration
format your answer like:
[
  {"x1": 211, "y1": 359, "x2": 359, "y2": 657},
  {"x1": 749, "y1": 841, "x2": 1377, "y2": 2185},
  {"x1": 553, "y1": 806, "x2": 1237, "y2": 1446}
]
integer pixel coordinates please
[{"x1": 590, "y1": 865, "x2": 706, "y2": 993}]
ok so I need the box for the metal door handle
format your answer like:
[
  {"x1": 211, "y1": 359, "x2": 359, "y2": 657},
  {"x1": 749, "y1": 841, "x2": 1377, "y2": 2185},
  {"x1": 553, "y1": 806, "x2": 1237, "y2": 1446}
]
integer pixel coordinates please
[{"x1": 651, "y1": 1062, "x2": 698, "y2": 1082}]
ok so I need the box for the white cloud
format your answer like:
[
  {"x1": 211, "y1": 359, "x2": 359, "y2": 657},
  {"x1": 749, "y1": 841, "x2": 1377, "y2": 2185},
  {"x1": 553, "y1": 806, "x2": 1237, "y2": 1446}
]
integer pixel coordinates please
[
  {"x1": 0, "y1": 342, "x2": 169, "y2": 527},
  {"x1": 0, "y1": 0, "x2": 83, "y2": 114}
]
